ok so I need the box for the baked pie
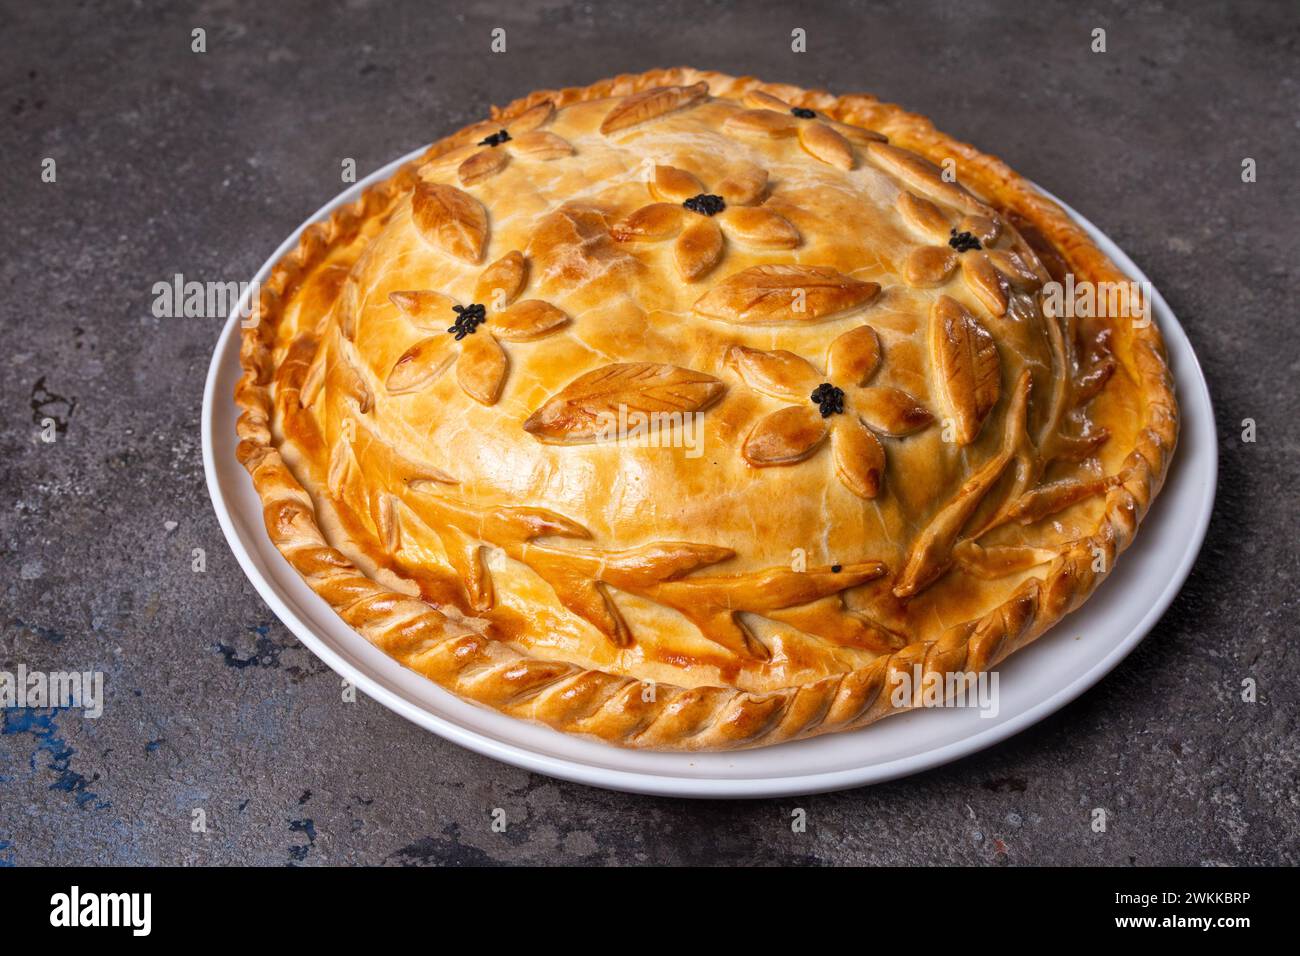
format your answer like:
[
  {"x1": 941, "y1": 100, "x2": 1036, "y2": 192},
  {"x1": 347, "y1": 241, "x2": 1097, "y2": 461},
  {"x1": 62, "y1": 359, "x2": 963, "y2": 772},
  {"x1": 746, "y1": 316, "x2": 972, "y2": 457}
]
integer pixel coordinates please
[{"x1": 235, "y1": 69, "x2": 1177, "y2": 750}]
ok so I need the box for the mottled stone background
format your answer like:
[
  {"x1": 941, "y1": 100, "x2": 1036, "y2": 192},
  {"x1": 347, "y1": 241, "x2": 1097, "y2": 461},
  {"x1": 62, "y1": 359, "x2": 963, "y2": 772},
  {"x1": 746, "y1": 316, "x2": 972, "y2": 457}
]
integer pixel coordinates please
[{"x1": 1, "y1": 0, "x2": 1296, "y2": 866}]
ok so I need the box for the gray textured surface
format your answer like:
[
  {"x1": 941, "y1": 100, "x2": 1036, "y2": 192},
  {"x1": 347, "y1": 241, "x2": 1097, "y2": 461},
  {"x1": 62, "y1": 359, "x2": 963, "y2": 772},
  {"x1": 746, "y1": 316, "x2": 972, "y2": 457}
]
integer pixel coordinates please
[{"x1": 2, "y1": 0, "x2": 1297, "y2": 866}]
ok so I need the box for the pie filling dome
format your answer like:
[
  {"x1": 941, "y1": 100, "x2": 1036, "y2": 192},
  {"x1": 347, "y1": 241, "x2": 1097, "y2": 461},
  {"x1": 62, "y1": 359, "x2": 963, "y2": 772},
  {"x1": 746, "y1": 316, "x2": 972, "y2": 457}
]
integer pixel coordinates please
[{"x1": 237, "y1": 69, "x2": 1177, "y2": 750}]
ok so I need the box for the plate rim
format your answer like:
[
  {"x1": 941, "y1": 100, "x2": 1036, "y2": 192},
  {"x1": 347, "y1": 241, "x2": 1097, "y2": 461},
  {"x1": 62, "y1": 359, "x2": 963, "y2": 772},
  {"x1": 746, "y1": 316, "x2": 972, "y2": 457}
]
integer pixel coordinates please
[{"x1": 202, "y1": 149, "x2": 1217, "y2": 798}]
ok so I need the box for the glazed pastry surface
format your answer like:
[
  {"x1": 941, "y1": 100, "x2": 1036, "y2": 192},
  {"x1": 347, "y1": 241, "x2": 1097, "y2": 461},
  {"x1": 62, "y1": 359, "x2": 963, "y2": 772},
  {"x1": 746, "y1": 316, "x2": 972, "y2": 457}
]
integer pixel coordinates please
[{"x1": 236, "y1": 69, "x2": 1177, "y2": 750}]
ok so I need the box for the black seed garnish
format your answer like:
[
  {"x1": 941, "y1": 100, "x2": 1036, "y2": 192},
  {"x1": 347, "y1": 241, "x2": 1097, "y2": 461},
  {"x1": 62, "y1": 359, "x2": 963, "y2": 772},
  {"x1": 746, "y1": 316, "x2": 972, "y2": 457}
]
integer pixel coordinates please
[
  {"x1": 810, "y1": 383, "x2": 845, "y2": 418},
  {"x1": 478, "y1": 129, "x2": 511, "y2": 147},
  {"x1": 448, "y1": 303, "x2": 487, "y2": 340},
  {"x1": 683, "y1": 193, "x2": 726, "y2": 217},
  {"x1": 948, "y1": 228, "x2": 982, "y2": 252},
  {"x1": 791, "y1": 107, "x2": 816, "y2": 119},
  {"x1": 831, "y1": 564, "x2": 842, "y2": 573}
]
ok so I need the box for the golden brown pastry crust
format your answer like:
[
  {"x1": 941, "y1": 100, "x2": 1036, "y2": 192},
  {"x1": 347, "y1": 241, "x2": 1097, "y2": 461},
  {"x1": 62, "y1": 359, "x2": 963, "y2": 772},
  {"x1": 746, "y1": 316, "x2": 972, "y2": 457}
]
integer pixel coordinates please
[{"x1": 234, "y1": 68, "x2": 1178, "y2": 750}]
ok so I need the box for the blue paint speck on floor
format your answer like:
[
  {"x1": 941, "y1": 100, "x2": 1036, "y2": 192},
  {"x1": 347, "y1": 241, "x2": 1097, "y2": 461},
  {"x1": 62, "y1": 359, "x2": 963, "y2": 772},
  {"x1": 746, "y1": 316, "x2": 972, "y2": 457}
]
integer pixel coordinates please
[
  {"x1": 1, "y1": 708, "x2": 110, "y2": 811},
  {"x1": 287, "y1": 818, "x2": 317, "y2": 864},
  {"x1": 7, "y1": 617, "x2": 65, "y2": 643}
]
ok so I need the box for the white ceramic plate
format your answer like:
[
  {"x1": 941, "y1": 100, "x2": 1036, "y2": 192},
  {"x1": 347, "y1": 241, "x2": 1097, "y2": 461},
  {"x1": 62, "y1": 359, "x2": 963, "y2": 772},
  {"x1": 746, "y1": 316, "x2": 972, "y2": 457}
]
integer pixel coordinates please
[{"x1": 203, "y1": 148, "x2": 1216, "y2": 798}]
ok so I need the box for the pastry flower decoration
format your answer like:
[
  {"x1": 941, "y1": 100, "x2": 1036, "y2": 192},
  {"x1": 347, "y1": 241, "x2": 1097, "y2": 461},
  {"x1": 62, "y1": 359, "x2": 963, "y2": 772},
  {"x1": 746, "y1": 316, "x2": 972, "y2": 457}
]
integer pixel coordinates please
[
  {"x1": 895, "y1": 191, "x2": 1044, "y2": 316},
  {"x1": 610, "y1": 163, "x2": 800, "y2": 281},
  {"x1": 385, "y1": 251, "x2": 567, "y2": 406},
  {"x1": 722, "y1": 90, "x2": 887, "y2": 170},
  {"x1": 727, "y1": 326, "x2": 932, "y2": 498},
  {"x1": 421, "y1": 100, "x2": 576, "y2": 187}
]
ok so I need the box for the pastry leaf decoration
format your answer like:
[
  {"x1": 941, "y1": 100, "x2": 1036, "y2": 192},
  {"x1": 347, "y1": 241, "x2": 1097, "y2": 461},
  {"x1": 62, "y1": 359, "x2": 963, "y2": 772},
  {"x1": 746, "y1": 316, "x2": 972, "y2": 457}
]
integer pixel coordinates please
[
  {"x1": 796, "y1": 120, "x2": 853, "y2": 170},
  {"x1": 1004, "y1": 475, "x2": 1122, "y2": 525},
  {"x1": 386, "y1": 335, "x2": 455, "y2": 395},
  {"x1": 506, "y1": 100, "x2": 556, "y2": 133},
  {"x1": 693, "y1": 264, "x2": 880, "y2": 324},
  {"x1": 474, "y1": 250, "x2": 527, "y2": 306},
  {"x1": 904, "y1": 245, "x2": 958, "y2": 286},
  {"x1": 511, "y1": 130, "x2": 574, "y2": 160},
  {"x1": 635, "y1": 561, "x2": 888, "y2": 661},
  {"x1": 599, "y1": 82, "x2": 709, "y2": 135},
  {"x1": 895, "y1": 263, "x2": 1128, "y2": 594},
  {"x1": 457, "y1": 148, "x2": 508, "y2": 186},
  {"x1": 523, "y1": 363, "x2": 725, "y2": 444},
  {"x1": 896, "y1": 191, "x2": 951, "y2": 239},
  {"x1": 961, "y1": 252, "x2": 1010, "y2": 315},
  {"x1": 330, "y1": 424, "x2": 896, "y2": 661},
  {"x1": 930, "y1": 295, "x2": 1001, "y2": 445},
  {"x1": 953, "y1": 541, "x2": 1060, "y2": 579},
  {"x1": 893, "y1": 370, "x2": 1033, "y2": 598},
  {"x1": 411, "y1": 182, "x2": 488, "y2": 264},
  {"x1": 865, "y1": 142, "x2": 990, "y2": 216}
]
